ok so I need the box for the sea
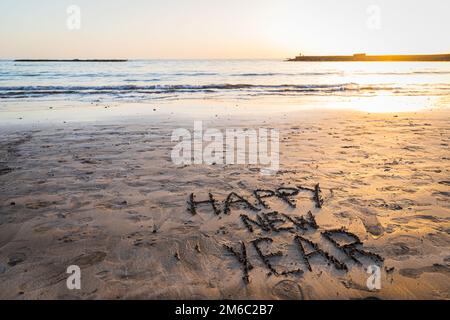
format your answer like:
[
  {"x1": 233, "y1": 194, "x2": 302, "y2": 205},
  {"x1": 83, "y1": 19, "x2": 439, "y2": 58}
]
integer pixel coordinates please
[{"x1": 1, "y1": 60, "x2": 449, "y2": 103}]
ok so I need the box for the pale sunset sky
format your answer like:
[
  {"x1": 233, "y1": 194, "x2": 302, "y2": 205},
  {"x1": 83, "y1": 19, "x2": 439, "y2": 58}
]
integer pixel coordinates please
[{"x1": 0, "y1": 0, "x2": 449, "y2": 59}]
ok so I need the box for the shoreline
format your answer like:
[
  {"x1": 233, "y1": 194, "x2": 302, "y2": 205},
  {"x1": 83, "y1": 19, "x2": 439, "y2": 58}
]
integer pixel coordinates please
[{"x1": 0, "y1": 95, "x2": 448, "y2": 129}]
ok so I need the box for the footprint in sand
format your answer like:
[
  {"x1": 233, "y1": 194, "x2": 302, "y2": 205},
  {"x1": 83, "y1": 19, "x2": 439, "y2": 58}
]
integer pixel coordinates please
[
  {"x1": 72, "y1": 251, "x2": 107, "y2": 268},
  {"x1": 272, "y1": 280, "x2": 304, "y2": 300},
  {"x1": 7, "y1": 252, "x2": 27, "y2": 266},
  {"x1": 433, "y1": 191, "x2": 450, "y2": 198},
  {"x1": 384, "y1": 241, "x2": 421, "y2": 259},
  {"x1": 399, "y1": 264, "x2": 450, "y2": 279},
  {"x1": 26, "y1": 201, "x2": 53, "y2": 210}
]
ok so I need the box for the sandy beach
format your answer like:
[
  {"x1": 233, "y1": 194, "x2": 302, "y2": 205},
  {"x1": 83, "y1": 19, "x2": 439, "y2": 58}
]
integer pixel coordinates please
[
  {"x1": 0, "y1": 101, "x2": 449, "y2": 300},
  {"x1": 2, "y1": 0, "x2": 450, "y2": 309}
]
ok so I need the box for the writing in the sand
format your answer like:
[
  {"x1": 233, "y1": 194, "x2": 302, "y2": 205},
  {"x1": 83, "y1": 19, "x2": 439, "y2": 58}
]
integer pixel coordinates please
[{"x1": 187, "y1": 184, "x2": 384, "y2": 284}]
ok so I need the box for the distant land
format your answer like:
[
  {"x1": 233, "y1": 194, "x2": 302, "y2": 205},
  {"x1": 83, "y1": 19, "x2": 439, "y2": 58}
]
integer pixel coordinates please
[
  {"x1": 287, "y1": 53, "x2": 450, "y2": 62},
  {"x1": 14, "y1": 59, "x2": 128, "y2": 62}
]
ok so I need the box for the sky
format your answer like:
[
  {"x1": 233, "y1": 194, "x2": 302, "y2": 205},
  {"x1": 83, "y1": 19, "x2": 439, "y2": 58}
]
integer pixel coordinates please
[{"x1": 0, "y1": 0, "x2": 449, "y2": 59}]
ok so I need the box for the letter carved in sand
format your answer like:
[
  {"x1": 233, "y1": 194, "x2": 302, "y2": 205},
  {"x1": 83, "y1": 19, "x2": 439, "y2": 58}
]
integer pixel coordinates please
[{"x1": 187, "y1": 184, "x2": 384, "y2": 285}]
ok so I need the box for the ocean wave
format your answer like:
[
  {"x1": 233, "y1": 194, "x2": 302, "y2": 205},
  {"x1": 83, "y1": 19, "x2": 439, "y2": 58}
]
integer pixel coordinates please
[
  {"x1": 2, "y1": 70, "x2": 449, "y2": 81},
  {"x1": 0, "y1": 83, "x2": 447, "y2": 99},
  {"x1": 172, "y1": 72, "x2": 219, "y2": 76},
  {"x1": 230, "y1": 72, "x2": 343, "y2": 76}
]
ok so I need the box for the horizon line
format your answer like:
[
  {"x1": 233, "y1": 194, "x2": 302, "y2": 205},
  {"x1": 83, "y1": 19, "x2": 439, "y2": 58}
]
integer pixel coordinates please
[{"x1": 4, "y1": 52, "x2": 450, "y2": 62}]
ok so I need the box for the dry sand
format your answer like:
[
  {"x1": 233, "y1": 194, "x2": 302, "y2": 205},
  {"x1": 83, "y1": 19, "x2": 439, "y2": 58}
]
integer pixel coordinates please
[{"x1": 0, "y1": 104, "x2": 449, "y2": 300}]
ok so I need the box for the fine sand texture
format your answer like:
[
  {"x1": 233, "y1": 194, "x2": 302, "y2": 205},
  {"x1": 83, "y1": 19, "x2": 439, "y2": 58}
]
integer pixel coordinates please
[{"x1": 0, "y1": 108, "x2": 449, "y2": 300}]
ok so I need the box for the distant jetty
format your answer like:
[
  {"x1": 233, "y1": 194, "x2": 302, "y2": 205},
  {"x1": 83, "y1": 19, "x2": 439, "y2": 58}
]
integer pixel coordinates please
[
  {"x1": 287, "y1": 53, "x2": 450, "y2": 62},
  {"x1": 14, "y1": 59, "x2": 128, "y2": 62}
]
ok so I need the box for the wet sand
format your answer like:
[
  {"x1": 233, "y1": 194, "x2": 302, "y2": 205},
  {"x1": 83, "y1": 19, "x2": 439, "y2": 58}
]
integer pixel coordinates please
[{"x1": 0, "y1": 105, "x2": 449, "y2": 299}]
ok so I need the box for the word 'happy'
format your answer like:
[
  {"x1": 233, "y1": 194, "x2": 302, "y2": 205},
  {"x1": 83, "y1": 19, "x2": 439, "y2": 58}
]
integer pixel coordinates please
[{"x1": 187, "y1": 184, "x2": 323, "y2": 216}]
